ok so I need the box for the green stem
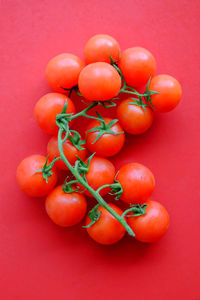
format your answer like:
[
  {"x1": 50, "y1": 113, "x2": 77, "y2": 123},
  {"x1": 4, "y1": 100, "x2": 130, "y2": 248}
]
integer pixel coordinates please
[
  {"x1": 57, "y1": 127, "x2": 135, "y2": 237},
  {"x1": 70, "y1": 102, "x2": 98, "y2": 120}
]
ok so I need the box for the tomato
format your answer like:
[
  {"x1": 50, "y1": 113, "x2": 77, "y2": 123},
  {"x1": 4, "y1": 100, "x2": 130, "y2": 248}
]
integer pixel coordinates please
[
  {"x1": 149, "y1": 75, "x2": 182, "y2": 112},
  {"x1": 45, "y1": 185, "x2": 87, "y2": 227},
  {"x1": 127, "y1": 200, "x2": 170, "y2": 243},
  {"x1": 116, "y1": 163, "x2": 155, "y2": 204},
  {"x1": 118, "y1": 47, "x2": 156, "y2": 88},
  {"x1": 47, "y1": 135, "x2": 86, "y2": 170},
  {"x1": 84, "y1": 34, "x2": 121, "y2": 64},
  {"x1": 46, "y1": 53, "x2": 84, "y2": 93},
  {"x1": 16, "y1": 155, "x2": 58, "y2": 197},
  {"x1": 116, "y1": 98, "x2": 154, "y2": 134},
  {"x1": 85, "y1": 203, "x2": 126, "y2": 245},
  {"x1": 86, "y1": 118, "x2": 125, "y2": 157},
  {"x1": 78, "y1": 156, "x2": 115, "y2": 197},
  {"x1": 78, "y1": 62, "x2": 121, "y2": 101},
  {"x1": 34, "y1": 93, "x2": 76, "y2": 135}
]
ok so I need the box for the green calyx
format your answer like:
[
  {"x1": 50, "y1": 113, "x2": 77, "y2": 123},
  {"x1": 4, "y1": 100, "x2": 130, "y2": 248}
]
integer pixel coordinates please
[
  {"x1": 68, "y1": 130, "x2": 86, "y2": 151},
  {"x1": 33, "y1": 155, "x2": 60, "y2": 183},
  {"x1": 122, "y1": 204, "x2": 147, "y2": 218},
  {"x1": 86, "y1": 111, "x2": 123, "y2": 144},
  {"x1": 83, "y1": 204, "x2": 101, "y2": 228},
  {"x1": 74, "y1": 152, "x2": 95, "y2": 182}
]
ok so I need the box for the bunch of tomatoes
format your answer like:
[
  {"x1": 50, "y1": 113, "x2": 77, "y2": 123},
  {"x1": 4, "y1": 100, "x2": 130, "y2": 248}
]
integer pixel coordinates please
[{"x1": 16, "y1": 34, "x2": 182, "y2": 245}]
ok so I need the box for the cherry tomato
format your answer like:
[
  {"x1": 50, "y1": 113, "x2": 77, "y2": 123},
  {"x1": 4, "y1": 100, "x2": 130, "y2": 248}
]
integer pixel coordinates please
[
  {"x1": 116, "y1": 163, "x2": 155, "y2": 204},
  {"x1": 34, "y1": 93, "x2": 76, "y2": 135},
  {"x1": 85, "y1": 203, "x2": 126, "y2": 245},
  {"x1": 127, "y1": 200, "x2": 170, "y2": 243},
  {"x1": 149, "y1": 74, "x2": 182, "y2": 112},
  {"x1": 118, "y1": 47, "x2": 156, "y2": 88},
  {"x1": 86, "y1": 118, "x2": 125, "y2": 157},
  {"x1": 47, "y1": 135, "x2": 86, "y2": 170},
  {"x1": 45, "y1": 185, "x2": 87, "y2": 227},
  {"x1": 16, "y1": 155, "x2": 58, "y2": 197},
  {"x1": 78, "y1": 62, "x2": 121, "y2": 101},
  {"x1": 46, "y1": 53, "x2": 84, "y2": 93},
  {"x1": 84, "y1": 34, "x2": 121, "y2": 64},
  {"x1": 78, "y1": 156, "x2": 115, "y2": 197},
  {"x1": 116, "y1": 98, "x2": 154, "y2": 134}
]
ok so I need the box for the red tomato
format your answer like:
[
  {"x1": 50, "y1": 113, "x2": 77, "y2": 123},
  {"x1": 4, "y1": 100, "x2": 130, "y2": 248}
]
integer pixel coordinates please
[
  {"x1": 47, "y1": 135, "x2": 86, "y2": 170},
  {"x1": 118, "y1": 47, "x2": 156, "y2": 88},
  {"x1": 34, "y1": 93, "x2": 76, "y2": 135},
  {"x1": 16, "y1": 155, "x2": 58, "y2": 197},
  {"x1": 78, "y1": 62, "x2": 121, "y2": 101},
  {"x1": 78, "y1": 156, "x2": 115, "y2": 197},
  {"x1": 45, "y1": 185, "x2": 87, "y2": 227},
  {"x1": 116, "y1": 98, "x2": 154, "y2": 134},
  {"x1": 46, "y1": 53, "x2": 84, "y2": 93},
  {"x1": 127, "y1": 200, "x2": 170, "y2": 243},
  {"x1": 116, "y1": 163, "x2": 155, "y2": 204},
  {"x1": 86, "y1": 118, "x2": 125, "y2": 157},
  {"x1": 149, "y1": 74, "x2": 182, "y2": 112},
  {"x1": 84, "y1": 34, "x2": 121, "y2": 64},
  {"x1": 85, "y1": 203, "x2": 126, "y2": 245}
]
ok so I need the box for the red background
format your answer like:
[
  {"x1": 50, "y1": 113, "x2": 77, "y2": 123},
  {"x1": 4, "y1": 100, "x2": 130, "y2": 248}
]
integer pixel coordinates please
[{"x1": 0, "y1": 0, "x2": 200, "y2": 299}]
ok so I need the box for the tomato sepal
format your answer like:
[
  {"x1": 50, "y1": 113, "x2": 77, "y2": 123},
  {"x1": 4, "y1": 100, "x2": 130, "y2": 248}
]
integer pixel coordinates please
[{"x1": 82, "y1": 204, "x2": 101, "y2": 228}]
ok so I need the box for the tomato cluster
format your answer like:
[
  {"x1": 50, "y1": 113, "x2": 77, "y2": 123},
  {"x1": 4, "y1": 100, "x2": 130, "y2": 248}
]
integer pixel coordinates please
[{"x1": 16, "y1": 34, "x2": 182, "y2": 245}]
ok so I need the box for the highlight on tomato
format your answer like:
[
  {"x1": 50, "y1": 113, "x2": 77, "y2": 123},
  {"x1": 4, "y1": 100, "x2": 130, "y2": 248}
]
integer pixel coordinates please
[
  {"x1": 85, "y1": 203, "x2": 126, "y2": 245},
  {"x1": 86, "y1": 117, "x2": 125, "y2": 157},
  {"x1": 116, "y1": 98, "x2": 154, "y2": 134},
  {"x1": 45, "y1": 185, "x2": 87, "y2": 227},
  {"x1": 84, "y1": 34, "x2": 121, "y2": 64},
  {"x1": 127, "y1": 200, "x2": 170, "y2": 242},
  {"x1": 78, "y1": 62, "x2": 121, "y2": 101},
  {"x1": 116, "y1": 162, "x2": 155, "y2": 204},
  {"x1": 34, "y1": 93, "x2": 76, "y2": 135},
  {"x1": 16, "y1": 155, "x2": 58, "y2": 197},
  {"x1": 46, "y1": 53, "x2": 84, "y2": 93},
  {"x1": 118, "y1": 47, "x2": 156, "y2": 88},
  {"x1": 149, "y1": 74, "x2": 182, "y2": 112}
]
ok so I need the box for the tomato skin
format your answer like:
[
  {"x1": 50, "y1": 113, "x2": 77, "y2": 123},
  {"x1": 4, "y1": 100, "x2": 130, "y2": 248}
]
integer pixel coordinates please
[
  {"x1": 47, "y1": 135, "x2": 86, "y2": 170},
  {"x1": 116, "y1": 163, "x2": 155, "y2": 204},
  {"x1": 45, "y1": 185, "x2": 87, "y2": 227},
  {"x1": 34, "y1": 93, "x2": 76, "y2": 135},
  {"x1": 46, "y1": 53, "x2": 84, "y2": 93},
  {"x1": 118, "y1": 47, "x2": 156, "y2": 88},
  {"x1": 86, "y1": 118, "x2": 125, "y2": 157},
  {"x1": 116, "y1": 99, "x2": 154, "y2": 134},
  {"x1": 16, "y1": 155, "x2": 58, "y2": 197},
  {"x1": 149, "y1": 75, "x2": 182, "y2": 112},
  {"x1": 84, "y1": 34, "x2": 121, "y2": 64},
  {"x1": 78, "y1": 62, "x2": 121, "y2": 101},
  {"x1": 85, "y1": 203, "x2": 126, "y2": 245},
  {"x1": 127, "y1": 200, "x2": 170, "y2": 243},
  {"x1": 78, "y1": 156, "x2": 115, "y2": 197}
]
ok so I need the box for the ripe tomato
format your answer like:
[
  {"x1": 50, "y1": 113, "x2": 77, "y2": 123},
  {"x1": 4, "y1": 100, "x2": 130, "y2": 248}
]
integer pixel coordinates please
[
  {"x1": 45, "y1": 185, "x2": 87, "y2": 227},
  {"x1": 16, "y1": 155, "x2": 58, "y2": 197},
  {"x1": 86, "y1": 118, "x2": 125, "y2": 157},
  {"x1": 78, "y1": 156, "x2": 115, "y2": 197},
  {"x1": 85, "y1": 203, "x2": 126, "y2": 245},
  {"x1": 78, "y1": 62, "x2": 121, "y2": 101},
  {"x1": 118, "y1": 47, "x2": 156, "y2": 88},
  {"x1": 116, "y1": 163, "x2": 155, "y2": 204},
  {"x1": 116, "y1": 98, "x2": 154, "y2": 134},
  {"x1": 46, "y1": 53, "x2": 84, "y2": 93},
  {"x1": 84, "y1": 34, "x2": 121, "y2": 64},
  {"x1": 127, "y1": 200, "x2": 170, "y2": 243},
  {"x1": 34, "y1": 93, "x2": 76, "y2": 135},
  {"x1": 149, "y1": 74, "x2": 182, "y2": 112},
  {"x1": 47, "y1": 135, "x2": 86, "y2": 170}
]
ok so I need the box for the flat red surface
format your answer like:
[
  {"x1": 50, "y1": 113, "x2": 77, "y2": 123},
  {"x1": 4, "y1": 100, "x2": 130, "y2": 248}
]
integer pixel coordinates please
[{"x1": 0, "y1": 1, "x2": 200, "y2": 299}]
